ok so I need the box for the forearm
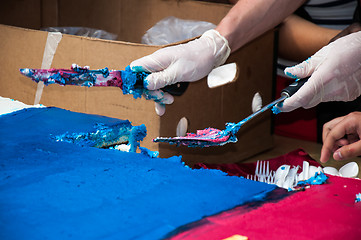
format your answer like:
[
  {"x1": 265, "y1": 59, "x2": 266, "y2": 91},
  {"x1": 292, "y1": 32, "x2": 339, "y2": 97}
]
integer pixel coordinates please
[
  {"x1": 278, "y1": 14, "x2": 341, "y2": 61},
  {"x1": 216, "y1": 0, "x2": 306, "y2": 52}
]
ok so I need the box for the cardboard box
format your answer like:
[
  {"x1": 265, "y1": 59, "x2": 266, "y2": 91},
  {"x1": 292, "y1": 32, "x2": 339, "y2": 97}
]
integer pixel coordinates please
[{"x1": 0, "y1": 0, "x2": 275, "y2": 166}]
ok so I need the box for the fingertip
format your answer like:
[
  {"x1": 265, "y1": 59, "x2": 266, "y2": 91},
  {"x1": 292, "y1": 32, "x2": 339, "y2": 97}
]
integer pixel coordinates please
[
  {"x1": 155, "y1": 102, "x2": 165, "y2": 116},
  {"x1": 333, "y1": 150, "x2": 343, "y2": 161},
  {"x1": 145, "y1": 72, "x2": 170, "y2": 91},
  {"x1": 130, "y1": 65, "x2": 147, "y2": 73},
  {"x1": 143, "y1": 75, "x2": 156, "y2": 90},
  {"x1": 320, "y1": 154, "x2": 329, "y2": 163},
  {"x1": 277, "y1": 98, "x2": 299, "y2": 113},
  {"x1": 284, "y1": 69, "x2": 298, "y2": 79},
  {"x1": 129, "y1": 60, "x2": 140, "y2": 69},
  {"x1": 333, "y1": 141, "x2": 361, "y2": 161},
  {"x1": 320, "y1": 146, "x2": 331, "y2": 163},
  {"x1": 284, "y1": 63, "x2": 303, "y2": 77},
  {"x1": 162, "y1": 92, "x2": 174, "y2": 105}
]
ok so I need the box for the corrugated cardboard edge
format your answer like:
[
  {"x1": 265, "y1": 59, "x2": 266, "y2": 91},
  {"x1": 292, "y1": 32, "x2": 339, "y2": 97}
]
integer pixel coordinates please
[
  {"x1": 0, "y1": 0, "x2": 275, "y2": 163},
  {"x1": 0, "y1": 24, "x2": 164, "y2": 152}
]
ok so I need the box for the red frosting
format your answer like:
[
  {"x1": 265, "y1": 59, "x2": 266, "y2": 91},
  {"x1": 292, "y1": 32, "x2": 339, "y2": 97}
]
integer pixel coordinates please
[
  {"x1": 170, "y1": 149, "x2": 361, "y2": 239},
  {"x1": 171, "y1": 175, "x2": 361, "y2": 239}
]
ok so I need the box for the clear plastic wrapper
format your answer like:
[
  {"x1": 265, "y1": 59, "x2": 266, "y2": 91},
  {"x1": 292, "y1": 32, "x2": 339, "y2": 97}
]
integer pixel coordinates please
[
  {"x1": 141, "y1": 16, "x2": 216, "y2": 45},
  {"x1": 42, "y1": 26, "x2": 117, "y2": 40}
]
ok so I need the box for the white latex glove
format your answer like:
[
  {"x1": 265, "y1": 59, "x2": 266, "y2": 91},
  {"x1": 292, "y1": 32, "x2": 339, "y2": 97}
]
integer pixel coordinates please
[
  {"x1": 142, "y1": 89, "x2": 174, "y2": 116},
  {"x1": 130, "y1": 29, "x2": 231, "y2": 90},
  {"x1": 279, "y1": 31, "x2": 361, "y2": 112}
]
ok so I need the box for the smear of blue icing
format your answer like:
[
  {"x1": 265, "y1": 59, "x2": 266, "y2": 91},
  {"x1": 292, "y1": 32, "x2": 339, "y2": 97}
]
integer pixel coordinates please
[
  {"x1": 156, "y1": 98, "x2": 280, "y2": 148},
  {"x1": 53, "y1": 121, "x2": 148, "y2": 153},
  {"x1": 128, "y1": 124, "x2": 147, "y2": 152},
  {"x1": 285, "y1": 71, "x2": 298, "y2": 79},
  {"x1": 356, "y1": 193, "x2": 361, "y2": 203},
  {"x1": 156, "y1": 92, "x2": 289, "y2": 147},
  {"x1": 139, "y1": 146, "x2": 159, "y2": 158},
  {"x1": 143, "y1": 78, "x2": 151, "y2": 89},
  {"x1": 271, "y1": 105, "x2": 281, "y2": 114},
  {"x1": 130, "y1": 65, "x2": 147, "y2": 73},
  {"x1": 32, "y1": 67, "x2": 109, "y2": 87},
  {"x1": 298, "y1": 172, "x2": 328, "y2": 185},
  {"x1": 0, "y1": 107, "x2": 277, "y2": 240},
  {"x1": 130, "y1": 65, "x2": 151, "y2": 88},
  {"x1": 271, "y1": 99, "x2": 283, "y2": 115},
  {"x1": 21, "y1": 65, "x2": 152, "y2": 100},
  {"x1": 53, "y1": 122, "x2": 134, "y2": 148},
  {"x1": 225, "y1": 96, "x2": 284, "y2": 136},
  {"x1": 121, "y1": 65, "x2": 149, "y2": 99}
]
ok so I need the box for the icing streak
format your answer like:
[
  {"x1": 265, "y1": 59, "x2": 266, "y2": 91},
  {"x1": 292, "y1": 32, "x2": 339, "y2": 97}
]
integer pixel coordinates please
[
  {"x1": 54, "y1": 121, "x2": 147, "y2": 153},
  {"x1": 19, "y1": 64, "x2": 150, "y2": 99}
]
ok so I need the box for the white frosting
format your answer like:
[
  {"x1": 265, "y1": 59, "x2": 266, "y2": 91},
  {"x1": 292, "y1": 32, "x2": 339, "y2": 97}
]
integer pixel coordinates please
[{"x1": 0, "y1": 96, "x2": 45, "y2": 116}]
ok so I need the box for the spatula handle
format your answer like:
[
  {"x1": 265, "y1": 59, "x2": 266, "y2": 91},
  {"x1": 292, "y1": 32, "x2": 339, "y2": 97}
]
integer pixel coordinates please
[
  {"x1": 281, "y1": 77, "x2": 309, "y2": 97},
  {"x1": 134, "y1": 80, "x2": 189, "y2": 96}
]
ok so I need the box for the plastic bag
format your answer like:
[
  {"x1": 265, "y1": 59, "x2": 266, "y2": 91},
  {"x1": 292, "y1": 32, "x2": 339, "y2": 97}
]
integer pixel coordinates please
[
  {"x1": 41, "y1": 27, "x2": 118, "y2": 40},
  {"x1": 141, "y1": 16, "x2": 216, "y2": 45}
]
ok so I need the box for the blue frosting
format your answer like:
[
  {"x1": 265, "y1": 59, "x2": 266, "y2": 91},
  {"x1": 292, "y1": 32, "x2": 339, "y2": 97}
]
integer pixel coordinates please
[
  {"x1": 271, "y1": 105, "x2": 281, "y2": 114},
  {"x1": 298, "y1": 172, "x2": 328, "y2": 186},
  {"x1": 121, "y1": 65, "x2": 149, "y2": 98},
  {"x1": 271, "y1": 100, "x2": 283, "y2": 114},
  {"x1": 284, "y1": 71, "x2": 298, "y2": 79},
  {"x1": 130, "y1": 65, "x2": 150, "y2": 88},
  {"x1": 20, "y1": 67, "x2": 110, "y2": 87},
  {"x1": 128, "y1": 124, "x2": 147, "y2": 152},
  {"x1": 0, "y1": 107, "x2": 276, "y2": 239},
  {"x1": 139, "y1": 146, "x2": 159, "y2": 158},
  {"x1": 356, "y1": 193, "x2": 361, "y2": 203},
  {"x1": 21, "y1": 65, "x2": 152, "y2": 99},
  {"x1": 53, "y1": 122, "x2": 135, "y2": 148}
]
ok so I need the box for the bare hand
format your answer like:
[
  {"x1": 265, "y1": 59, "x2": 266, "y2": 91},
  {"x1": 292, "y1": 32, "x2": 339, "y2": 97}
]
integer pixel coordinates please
[{"x1": 321, "y1": 112, "x2": 361, "y2": 163}]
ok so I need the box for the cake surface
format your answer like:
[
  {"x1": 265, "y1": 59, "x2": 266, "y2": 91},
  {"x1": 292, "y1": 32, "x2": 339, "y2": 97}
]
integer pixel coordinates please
[
  {"x1": 1, "y1": 98, "x2": 360, "y2": 240},
  {"x1": 0, "y1": 105, "x2": 276, "y2": 239}
]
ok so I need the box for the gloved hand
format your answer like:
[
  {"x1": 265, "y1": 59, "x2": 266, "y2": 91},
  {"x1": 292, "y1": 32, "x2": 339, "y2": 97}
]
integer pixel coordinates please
[
  {"x1": 142, "y1": 89, "x2": 174, "y2": 116},
  {"x1": 279, "y1": 31, "x2": 361, "y2": 112},
  {"x1": 130, "y1": 29, "x2": 231, "y2": 90}
]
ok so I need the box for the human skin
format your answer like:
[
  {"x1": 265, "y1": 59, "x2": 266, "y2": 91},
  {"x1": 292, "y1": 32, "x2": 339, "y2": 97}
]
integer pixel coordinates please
[
  {"x1": 321, "y1": 112, "x2": 361, "y2": 163},
  {"x1": 215, "y1": 0, "x2": 306, "y2": 52},
  {"x1": 278, "y1": 14, "x2": 341, "y2": 61},
  {"x1": 219, "y1": 0, "x2": 342, "y2": 61},
  {"x1": 329, "y1": 22, "x2": 361, "y2": 42}
]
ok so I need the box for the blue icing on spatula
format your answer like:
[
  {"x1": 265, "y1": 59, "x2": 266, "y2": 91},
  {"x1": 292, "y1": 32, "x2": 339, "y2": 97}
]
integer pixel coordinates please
[{"x1": 154, "y1": 78, "x2": 309, "y2": 147}]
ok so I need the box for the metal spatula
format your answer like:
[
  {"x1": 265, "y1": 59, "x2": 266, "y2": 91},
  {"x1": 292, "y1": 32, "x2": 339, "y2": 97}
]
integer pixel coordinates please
[{"x1": 154, "y1": 78, "x2": 308, "y2": 147}]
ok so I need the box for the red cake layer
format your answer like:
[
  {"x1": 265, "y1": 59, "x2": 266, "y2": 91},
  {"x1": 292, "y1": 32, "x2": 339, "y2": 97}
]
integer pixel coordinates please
[{"x1": 170, "y1": 174, "x2": 361, "y2": 240}]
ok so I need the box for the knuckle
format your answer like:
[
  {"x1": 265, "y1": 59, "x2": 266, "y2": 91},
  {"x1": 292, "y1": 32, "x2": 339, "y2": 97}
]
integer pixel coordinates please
[
  {"x1": 341, "y1": 145, "x2": 355, "y2": 158},
  {"x1": 346, "y1": 112, "x2": 361, "y2": 121}
]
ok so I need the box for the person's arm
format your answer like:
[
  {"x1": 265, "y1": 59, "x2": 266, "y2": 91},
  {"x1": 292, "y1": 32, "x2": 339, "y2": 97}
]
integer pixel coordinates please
[
  {"x1": 216, "y1": 0, "x2": 305, "y2": 52},
  {"x1": 132, "y1": 0, "x2": 306, "y2": 85},
  {"x1": 321, "y1": 112, "x2": 361, "y2": 163},
  {"x1": 278, "y1": 14, "x2": 340, "y2": 62},
  {"x1": 130, "y1": 0, "x2": 305, "y2": 115}
]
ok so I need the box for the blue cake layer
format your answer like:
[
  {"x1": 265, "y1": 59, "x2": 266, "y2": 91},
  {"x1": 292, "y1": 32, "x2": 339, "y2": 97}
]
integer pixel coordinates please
[{"x1": 0, "y1": 107, "x2": 276, "y2": 239}]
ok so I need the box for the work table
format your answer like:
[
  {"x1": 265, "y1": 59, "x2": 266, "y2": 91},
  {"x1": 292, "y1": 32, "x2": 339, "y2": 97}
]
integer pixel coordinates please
[{"x1": 244, "y1": 135, "x2": 361, "y2": 178}]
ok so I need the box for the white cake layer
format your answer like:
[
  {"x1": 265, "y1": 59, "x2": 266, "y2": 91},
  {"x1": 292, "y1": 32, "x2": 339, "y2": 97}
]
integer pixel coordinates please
[{"x1": 0, "y1": 96, "x2": 45, "y2": 115}]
